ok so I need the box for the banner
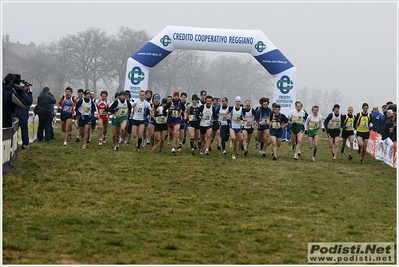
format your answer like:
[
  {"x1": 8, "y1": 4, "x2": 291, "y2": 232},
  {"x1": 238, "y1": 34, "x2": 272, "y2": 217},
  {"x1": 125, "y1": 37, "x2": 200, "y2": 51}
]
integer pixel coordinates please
[
  {"x1": 272, "y1": 68, "x2": 296, "y2": 116},
  {"x1": 347, "y1": 130, "x2": 396, "y2": 168},
  {"x1": 18, "y1": 114, "x2": 39, "y2": 145},
  {"x1": 124, "y1": 25, "x2": 297, "y2": 103},
  {"x1": 3, "y1": 119, "x2": 20, "y2": 174}
]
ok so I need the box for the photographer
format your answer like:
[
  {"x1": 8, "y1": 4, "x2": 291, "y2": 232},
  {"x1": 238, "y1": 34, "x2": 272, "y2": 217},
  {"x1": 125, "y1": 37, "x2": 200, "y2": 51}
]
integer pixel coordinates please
[
  {"x1": 36, "y1": 87, "x2": 56, "y2": 142},
  {"x1": 13, "y1": 80, "x2": 33, "y2": 149},
  {"x1": 2, "y1": 73, "x2": 27, "y2": 128}
]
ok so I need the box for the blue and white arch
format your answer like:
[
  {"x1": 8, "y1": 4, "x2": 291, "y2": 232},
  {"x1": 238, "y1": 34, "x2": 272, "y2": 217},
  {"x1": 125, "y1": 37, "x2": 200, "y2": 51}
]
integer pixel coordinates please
[{"x1": 125, "y1": 25, "x2": 297, "y2": 113}]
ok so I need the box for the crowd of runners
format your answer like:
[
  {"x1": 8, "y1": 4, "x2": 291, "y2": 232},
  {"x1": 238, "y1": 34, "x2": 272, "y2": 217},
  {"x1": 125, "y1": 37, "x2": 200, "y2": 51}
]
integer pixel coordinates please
[{"x1": 56, "y1": 87, "x2": 397, "y2": 163}]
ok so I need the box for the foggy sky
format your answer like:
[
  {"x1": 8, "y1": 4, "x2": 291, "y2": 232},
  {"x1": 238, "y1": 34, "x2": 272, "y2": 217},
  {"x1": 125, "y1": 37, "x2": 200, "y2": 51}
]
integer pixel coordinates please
[{"x1": 1, "y1": 1, "x2": 397, "y2": 114}]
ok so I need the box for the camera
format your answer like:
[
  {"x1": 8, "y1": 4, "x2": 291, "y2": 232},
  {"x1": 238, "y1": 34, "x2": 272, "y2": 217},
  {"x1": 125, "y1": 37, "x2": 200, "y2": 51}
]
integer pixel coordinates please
[{"x1": 21, "y1": 80, "x2": 32, "y2": 87}]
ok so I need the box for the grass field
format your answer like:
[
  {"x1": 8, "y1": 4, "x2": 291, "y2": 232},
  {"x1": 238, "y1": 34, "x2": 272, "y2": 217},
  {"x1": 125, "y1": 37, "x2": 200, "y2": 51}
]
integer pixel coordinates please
[{"x1": 2, "y1": 126, "x2": 397, "y2": 264}]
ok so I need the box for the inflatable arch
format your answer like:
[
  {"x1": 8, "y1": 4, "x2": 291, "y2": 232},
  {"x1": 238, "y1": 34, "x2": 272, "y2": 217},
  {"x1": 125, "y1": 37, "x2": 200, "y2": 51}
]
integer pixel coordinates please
[{"x1": 124, "y1": 25, "x2": 297, "y2": 113}]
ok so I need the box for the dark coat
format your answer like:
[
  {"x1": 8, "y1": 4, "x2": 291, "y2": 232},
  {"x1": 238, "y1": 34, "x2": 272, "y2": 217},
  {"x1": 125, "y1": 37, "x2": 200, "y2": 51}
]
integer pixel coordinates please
[
  {"x1": 2, "y1": 83, "x2": 27, "y2": 128},
  {"x1": 37, "y1": 91, "x2": 56, "y2": 118},
  {"x1": 14, "y1": 92, "x2": 33, "y2": 123}
]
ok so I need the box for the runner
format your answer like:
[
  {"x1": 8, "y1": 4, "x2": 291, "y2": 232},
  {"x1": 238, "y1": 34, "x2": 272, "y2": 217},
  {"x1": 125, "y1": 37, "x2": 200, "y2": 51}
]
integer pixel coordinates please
[
  {"x1": 217, "y1": 97, "x2": 230, "y2": 155},
  {"x1": 324, "y1": 104, "x2": 344, "y2": 162},
  {"x1": 226, "y1": 96, "x2": 246, "y2": 159},
  {"x1": 143, "y1": 89, "x2": 153, "y2": 146},
  {"x1": 58, "y1": 87, "x2": 75, "y2": 146},
  {"x1": 288, "y1": 101, "x2": 307, "y2": 160},
  {"x1": 198, "y1": 95, "x2": 216, "y2": 155},
  {"x1": 74, "y1": 88, "x2": 84, "y2": 142},
  {"x1": 95, "y1": 91, "x2": 112, "y2": 146},
  {"x1": 75, "y1": 90, "x2": 97, "y2": 149},
  {"x1": 185, "y1": 94, "x2": 202, "y2": 155},
  {"x1": 269, "y1": 104, "x2": 289, "y2": 160},
  {"x1": 178, "y1": 92, "x2": 188, "y2": 150},
  {"x1": 210, "y1": 96, "x2": 221, "y2": 152},
  {"x1": 355, "y1": 103, "x2": 372, "y2": 163},
  {"x1": 167, "y1": 91, "x2": 185, "y2": 153},
  {"x1": 149, "y1": 94, "x2": 161, "y2": 150},
  {"x1": 242, "y1": 99, "x2": 257, "y2": 156},
  {"x1": 340, "y1": 106, "x2": 355, "y2": 160},
  {"x1": 255, "y1": 97, "x2": 272, "y2": 157},
  {"x1": 153, "y1": 98, "x2": 169, "y2": 153},
  {"x1": 106, "y1": 91, "x2": 132, "y2": 151},
  {"x1": 89, "y1": 91, "x2": 97, "y2": 142},
  {"x1": 304, "y1": 105, "x2": 325, "y2": 161},
  {"x1": 127, "y1": 90, "x2": 152, "y2": 151}
]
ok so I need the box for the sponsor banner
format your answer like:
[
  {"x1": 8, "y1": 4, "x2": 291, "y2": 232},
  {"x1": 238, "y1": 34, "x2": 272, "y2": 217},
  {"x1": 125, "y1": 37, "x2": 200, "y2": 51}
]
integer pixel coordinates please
[
  {"x1": 348, "y1": 130, "x2": 397, "y2": 168},
  {"x1": 124, "y1": 58, "x2": 149, "y2": 100},
  {"x1": 167, "y1": 25, "x2": 265, "y2": 53},
  {"x1": 376, "y1": 135, "x2": 396, "y2": 167},
  {"x1": 272, "y1": 68, "x2": 297, "y2": 116},
  {"x1": 3, "y1": 119, "x2": 19, "y2": 174},
  {"x1": 132, "y1": 42, "x2": 172, "y2": 68},
  {"x1": 308, "y1": 242, "x2": 394, "y2": 264},
  {"x1": 17, "y1": 114, "x2": 39, "y2": 145},
  {"x1": 254, "y1": 49, "x2": 294, "y2": 76}
]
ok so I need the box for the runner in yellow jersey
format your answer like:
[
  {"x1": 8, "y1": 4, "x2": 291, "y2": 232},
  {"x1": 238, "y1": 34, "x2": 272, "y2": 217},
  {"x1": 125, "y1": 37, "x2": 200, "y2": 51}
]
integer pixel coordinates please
[
  {"x1": 340, "y1": 106, "x2": 356, "y2": 160},
  {"x1": 355, "y1": 103, "x2": 372, "y2": 163}
]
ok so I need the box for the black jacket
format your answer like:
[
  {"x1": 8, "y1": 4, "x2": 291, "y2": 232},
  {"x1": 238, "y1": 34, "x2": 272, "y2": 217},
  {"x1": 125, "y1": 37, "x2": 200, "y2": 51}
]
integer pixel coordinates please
[
  {"x1": 14, "y1": 91, "x2": 33, "y2": 123},
  {"x1": 2, "y1": 82, "x2": 27, "y2": 128},
  {"x1": 37, "y1": 91, "x2": 56, "y2": 118}
]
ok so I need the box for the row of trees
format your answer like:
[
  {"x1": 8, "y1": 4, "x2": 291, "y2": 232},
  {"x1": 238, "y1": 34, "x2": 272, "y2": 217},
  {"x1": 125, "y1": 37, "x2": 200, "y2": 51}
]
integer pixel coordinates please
[{"x1": 3, "y1": 26, "x2": 343, "y2": 116}]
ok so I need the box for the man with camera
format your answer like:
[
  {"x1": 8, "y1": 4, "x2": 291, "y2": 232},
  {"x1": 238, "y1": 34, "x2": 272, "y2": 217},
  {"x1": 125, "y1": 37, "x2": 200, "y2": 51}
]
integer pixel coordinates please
[
  {"x1": 13, "y1": 79, "x2": 33, "y2": 149},
  {"x1": 2, "y1": 73, "x2": 28, "y2": 128},
  {"x1": 35, "y1": 86, "x2": 56, "y2": 142}
]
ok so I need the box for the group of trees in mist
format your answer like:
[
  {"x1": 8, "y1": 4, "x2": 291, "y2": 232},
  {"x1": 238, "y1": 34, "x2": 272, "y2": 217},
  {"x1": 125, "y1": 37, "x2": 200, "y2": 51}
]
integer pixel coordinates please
[{"x1": 3, "y1": 26, "x2": 342, "y2": 116}]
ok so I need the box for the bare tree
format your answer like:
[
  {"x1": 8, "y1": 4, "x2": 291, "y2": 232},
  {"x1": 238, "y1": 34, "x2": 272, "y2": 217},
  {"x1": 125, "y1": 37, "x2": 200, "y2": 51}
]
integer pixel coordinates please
[{"x1": 62, "y1": 28, "x2": 110, "y2": 94}]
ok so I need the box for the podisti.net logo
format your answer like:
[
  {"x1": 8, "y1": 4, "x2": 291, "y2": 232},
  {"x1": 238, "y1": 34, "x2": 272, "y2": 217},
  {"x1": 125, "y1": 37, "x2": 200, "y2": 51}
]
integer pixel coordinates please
[
  {"x1": 128, "y1": 66, "x2": 145, "y2": 85},
  {"x1": 277, "y1": 75, "x2": 293, "y2": 94}
]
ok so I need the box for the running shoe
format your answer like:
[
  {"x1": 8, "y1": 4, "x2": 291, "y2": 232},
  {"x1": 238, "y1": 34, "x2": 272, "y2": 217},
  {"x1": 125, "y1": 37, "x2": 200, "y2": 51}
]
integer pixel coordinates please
[
  {"x1": 229, "y1": 141, "x2": 233, "y2": 148},
  {"x1": 152, "y1": 146, "x2": 156, "y2": 151},
  {"x1": 171, "y1": 147, "x2": 176, "y2": 153},
  {"x1": 76, "y1": 137, "x2": 80, "y2": 142},
  {"x1": 341, "y1": 147, "x2": 345, "y2": 153},
  {"x1": 244, "y1": 150, "x2": 249, "y2": 157},
  {"x1": 291, "y1": 145, "x2": 295, "y2": 152},
  {"x1": 360, "y1": 159, "x2": 363, "y2": 164},
  {"x1": 217, "y1": 144, "x2": 222, "y2": 150},
  {"x1": 199, "y1": 150, "x2": 204, "y2": 155},
  {"x1": 63, "y1": 141, "x2": 67, "y2": 146},
  {"x1": 158, "y1": 150, "x2": 162, "y2": 153},
  {"x1": 146, "y1": 139, "x2": 150, "y2": 145},
  {"x1": 103, "y1": 137, "x2": 106, "y2": 143},
  {"x1": 205, "y1": 149, "x2": 209, "y2": 155},
  {"x1": 262, "y1": 152, "x2": 266, "y2": 158},
  {"x1": 191, "y1": 148, "x2": 195, "y2": 155},
  {"x1": 114, "y1": 145, "x2": 119, "y2": 151},
  {"x1": 293, "y1": 154, "x2": 298, "y2": 160},
  {"x1": 312, "y1": 156, "x2": 315, "y2": 162},
  {"x1": 223, "y1": 150, "x2": 227, "y2": 155},
  {"x1": 99, "y1": 139, "x2": 103, "y2": 146},
  {"x1": 273, "y1": 155, "x2": 277, "y2": 161},
  {"x1": 348, "y1": 155, "x2": 353, "y2": 160},
  {"x1": 209, "y1": 146, "x2": 212, "y2": 151},
  {"x1": 358, "y1": 148, "x2": 361, "y2": 154},
  {"x1": 82, "y1": 144, "x2": 87, "y2": 149},
  {"x1": 232, "y1": 154, "x2": 236, "y2": 160}
]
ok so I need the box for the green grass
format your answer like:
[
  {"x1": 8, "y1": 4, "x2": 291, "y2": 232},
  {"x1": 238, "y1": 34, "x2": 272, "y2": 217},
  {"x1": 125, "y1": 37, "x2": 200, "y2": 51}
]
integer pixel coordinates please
[{"x1": 2, "y1": 126, "x2": 397, "y2": 264}]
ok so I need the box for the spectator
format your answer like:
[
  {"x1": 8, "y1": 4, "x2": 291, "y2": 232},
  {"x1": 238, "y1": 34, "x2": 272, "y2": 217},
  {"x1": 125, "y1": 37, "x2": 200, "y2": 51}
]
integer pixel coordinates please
[
  {"x1": 2, "y1": 73, "x2": 27, "y2": 128},
  {"x1": 13, "y1": 84, "x2": 33, "y2": 149},
  {"x1": 49, "y1": 103, "x2": 56, "y2": 140},
  {"x1": 36, "y1": 87, "x2": 56, "y2": 142},
  {"x1": 370, "y1": 106, "x2": 384, "y2": 133},
  {"x1": 381, "y1": 109, "x2": 395, "y2": 141}
]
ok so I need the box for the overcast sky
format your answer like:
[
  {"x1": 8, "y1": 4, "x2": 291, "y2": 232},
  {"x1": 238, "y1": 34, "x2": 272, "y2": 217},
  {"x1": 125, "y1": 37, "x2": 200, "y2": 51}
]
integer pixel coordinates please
[{"x1": 2, "y1": 1, "x2": 397, "y2": 113}]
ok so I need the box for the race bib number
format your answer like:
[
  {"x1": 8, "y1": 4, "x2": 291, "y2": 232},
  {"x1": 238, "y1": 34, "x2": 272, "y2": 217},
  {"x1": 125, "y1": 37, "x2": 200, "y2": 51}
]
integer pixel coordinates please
[
  {"x1": 202, "y1": 114, "x2": 211, "y2": 121},
  {"x1": 309, "y1": 122, "x2": 319, "y2": 130},
  {"x1": 136, "y1": 107, "x2": 143, "y2": 114},
  {"x1": 233, "y1": 115, "x2": 240, "y2": 122},
  {"x1": 156, "y1": 116, "x2": 167, "y2": 124},
  {"x1": 272, "y1": 122, "x2": 281, "y2": 129},
  {"x1": 99, "y1": 108, "x2": 107, "y2": 116},
  {"x1": 260, "y1": 118, "x2": 269, "y2": 125},
  {"x1": 243, "y1": 121, "x2": 251, "y2": 127},
  {"x1": 219, "y1": 115, "x2": 227, "y2": 121},
  {"x1": 293, "y1": 116, "x2": 303, "y2": 124},
  {"x1": 171, "y1": 110, "x2": 179, "y2": 118},
  {"x1": 346, "y1": 122, "x2": 353, "y2": 128},
  {"x1": 189, "y1": 115, "x2": 196, "y2": 121},
  {"x1": 63, "y1": 106, "x2": 72, "y2": 112},
  {"x1": 83, "y1": 107, "x2": 90, "y2": 114},
  {"x1": 119, "y1": 107, "x2": 127, "y2": 116},
  {"x1": 332, "y1": 121, "x2": 340, "y2": 129}
]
